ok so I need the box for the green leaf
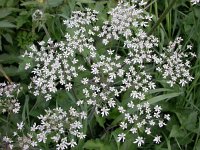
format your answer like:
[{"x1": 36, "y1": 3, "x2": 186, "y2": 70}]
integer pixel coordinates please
[
  {"x1": 68, "y1": 0, "x2": 76, "y2": 12},
  {"x1": 0, "y1": 20, "x2": 16, "y2": 28},
  {"x1": 111, "y1": 129, "x2": 121, "y2": 149},
  {"x1": 143, "y1": 92, "x2": 182, "y2": 104},
  {"x1": 169, "y1": 125, "x2": 187, "y2": 138},
  {"x1": 0, "y1": 54, "x2": 20, "y2": 64},
  {"x1": 195, "y1": 139, "x2": 200, "y2": 150},
  {"x1": 83, "y1": 139, "x2": 115, "y2": 150},
  {"x1": 16, "y1": 11, "x2": 30, "y2": 28},
  {"x1": 20, "y1": 1, "x2": 39, "y2": 6},
  {"x1": 76, "y1": 0, "x2": 95, "y2": 3},
  {"x1": 22, "y1": 95, "x2": 30, "y2": 122},
  {"x1": 94, "y1": 2, "x2": 106, "y2": 12},
  {"x1": 176, "y1": 111, "x2": 198, "y2": 132},
  {"x1": 107, "y1": 0, "x2": 117, "y2": 9},
  {"x1": 0, "y1": 35, "x2": 2, "y2": 51},
  {"x1": 0, "y1": 66, "x2": 18, "y2": 76},
  {"x1": 95, "y1": 113, "x2": 105, "y2": 128},
  {"x1": 0, "y1": 8, "x2": 12, "y2": 18},
  {"x1": 147, "y1": 88, "x2": 173, "y2": 94},
  {"x1": 2, "y1": 33, "x2": 13, "y2": 44},
  {"x1": 47, "y1": 0, "x2": 63, "y2": 7},
  {"x1": 120, "y1": 136, "x2": 137, "y2": 150},
  {"x1": 111, "y1": 114, "x2": 123, "y2": 126},
  {"x1": 56, "y1": 91, "x2": 76, "y2": 110},
  {"x1": 0, "y1": 0, "x2": 6, "y2": 6}
]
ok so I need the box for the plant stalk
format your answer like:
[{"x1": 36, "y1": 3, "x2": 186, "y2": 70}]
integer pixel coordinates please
[{"x1": 148, "y1": 0, "x2": 177, "y2": 35}]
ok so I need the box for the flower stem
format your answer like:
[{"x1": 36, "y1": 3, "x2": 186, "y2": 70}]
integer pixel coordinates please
[{"x1": 148, "y1": 0, "x2": 177, "y2": 36}]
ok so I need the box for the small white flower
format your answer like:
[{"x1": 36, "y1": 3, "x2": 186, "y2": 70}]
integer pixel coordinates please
[
  {"x1": 101, "y1": 107, "x2": 109, "y2": 116},
  {"x1": 145, "y1": 127, "x2": 151, "y2": 134},
  {"x1": 130, "y1": 127, "x2": 137, "y2": 134},
  {"x1": 191, "y1": 0, "x2": 200, "y2": 5},
  {"x1": 153, "y1": 135, "x2": 161, "y2": 144},
  {"x1": 68, "y1": 139, "x2": 77, "y2": 147},
  {"x1": 17, "y1": 121, "x2": 24, "y2": 130},
  {"x1": 133, "y1": 136, "x2": 145, "y2": 147},
  {"x1": 118, "y1": 106, "x2": 125, "y2": 113},
  {"x1": 117, "y1": 133, "x2": 126, "y2": 142},
  {"x1": 120, "y1": 122, "x2": 127, "y2": 130},
  {"x1": 164, "y1": 114, "x2": 170, "y2": 121},
  {"x1": 158, "y1": 120, "x2": 166, "y2": 127},
  {"x1": 25, "y1": 63, "x2": 31, "y2": 70}
]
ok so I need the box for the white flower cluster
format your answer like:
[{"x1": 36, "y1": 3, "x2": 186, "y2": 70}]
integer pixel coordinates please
[
  {"x1": 4, "y1": 107, "x2": 86, "y2": 150},
  {"x1": 19, "y1": 0, "x2": 195, "y2": 148},
  {"x1": 0, "y1": 82, "x2": 21, "y2": 114},
  {"x1": 81, "y1": 51, "x2": 122, "y2": 116},
  {"x1": 191, "y1": 0, "x2": 200, "y2": 5},
  {"x1": 23, "y1": 40, "x2": 78, "y2": 100},
  {"x1": 156, "y1": 37, "x2": 195, "y2": 87},
  {"x1": 2, "y1": 136, "x2": 14, "y2": 149},
  {"x1": 33, "y1": 107, "x2": 86, "y2": 147},
  {"x1": 23, "y1": 9, "x2": 99, "y2": 101},
  {"x1": 64, "y1": 8, "x2": 98, "y2": 28},
  {"x1": 99, "y1": 0, "x2": 152, "y2": 45},
  {"x1": 117, "y1": 102, "x2": 170, "y2": 147}
]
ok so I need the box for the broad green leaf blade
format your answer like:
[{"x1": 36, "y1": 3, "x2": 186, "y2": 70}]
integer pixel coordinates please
[
  {"x1": 143, "y1": 92, "x2": 182, "y2": 104},
  {"x1": 0, "y1": 20, "x2": 16, "y2": 28},
  {"x1": 169, "y1": 125, "x2": 187, "y2": 138},
  {"x1": 20, "y1": 1, "x2": 39, "y2": 6},
  {"x1": 195, "y1": 139, "x2": 200, "y2": 150},
  {"x1": 95, "y1": 113, "x2": 105, "y2": 128},
  {"x1": 47, "y1": 0, "x2": 63, "y2": 7},
  {"x1": 76, "y1": 0, "x2": 95, "y2": 3},
  {"x1": 0, "y1": 35, "x2": 2, "y2": 51},
  {"x1": 0, "y1": 54, "x2": 20, "y2": 64},
  {"x1": 83, "y1": 139, "x2": 115, "y2": 150},
  {"x1": 147, "y1": 88, "x2": 173, "y2": 94},
  {"x1": 2, "y1": 33, "x2": 13, "y2": 44},
  {"x1": 0, "y1": 8, "x2": 12, "y2": 18}
]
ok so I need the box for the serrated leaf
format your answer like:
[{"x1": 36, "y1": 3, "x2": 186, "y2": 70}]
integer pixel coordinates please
[{"x1": 0, "y1": 20, "x2": 16, "y2": 28}]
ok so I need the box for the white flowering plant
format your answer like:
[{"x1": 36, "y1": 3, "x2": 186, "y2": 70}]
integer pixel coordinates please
[{"x1": 0, "y1": 0, "x2": 200, "y2": 149}]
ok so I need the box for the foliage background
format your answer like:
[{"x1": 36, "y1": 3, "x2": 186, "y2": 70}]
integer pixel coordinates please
[{"x1": 0, "y1": 0, "x2": 200, "y2": 149}]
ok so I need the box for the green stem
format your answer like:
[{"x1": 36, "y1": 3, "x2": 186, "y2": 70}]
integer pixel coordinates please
[
  {"x1": 148, "y1": 0, "x2": 177, "y2": 35},
  {"x1": 42, "y1": 24, "x2": 50, "y2": 39}
]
